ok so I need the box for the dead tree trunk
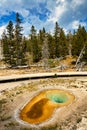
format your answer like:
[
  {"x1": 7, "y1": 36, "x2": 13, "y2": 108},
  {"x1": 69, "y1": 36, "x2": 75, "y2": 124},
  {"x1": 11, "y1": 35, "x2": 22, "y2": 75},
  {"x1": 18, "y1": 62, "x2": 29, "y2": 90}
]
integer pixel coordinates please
[
  {"x1": 75, "y1": 45, "x2": 85, "y2": 71},
  {"x1": 42, "y1": 34, "x2": 49, "y2": 69}
]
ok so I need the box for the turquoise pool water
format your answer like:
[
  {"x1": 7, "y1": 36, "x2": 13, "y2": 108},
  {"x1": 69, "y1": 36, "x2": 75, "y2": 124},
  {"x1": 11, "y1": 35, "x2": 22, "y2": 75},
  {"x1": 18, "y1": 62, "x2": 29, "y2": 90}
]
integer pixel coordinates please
[{"x1": 46, "y1": 93, "x2": 68, "y2": 103}]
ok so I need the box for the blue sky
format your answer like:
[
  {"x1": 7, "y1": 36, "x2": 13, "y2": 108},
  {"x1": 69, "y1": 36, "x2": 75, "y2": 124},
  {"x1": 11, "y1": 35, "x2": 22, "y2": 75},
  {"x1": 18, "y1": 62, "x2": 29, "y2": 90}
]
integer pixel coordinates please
[{"x1": 0, "y1": 0, "x2": 87, "y2": 38}]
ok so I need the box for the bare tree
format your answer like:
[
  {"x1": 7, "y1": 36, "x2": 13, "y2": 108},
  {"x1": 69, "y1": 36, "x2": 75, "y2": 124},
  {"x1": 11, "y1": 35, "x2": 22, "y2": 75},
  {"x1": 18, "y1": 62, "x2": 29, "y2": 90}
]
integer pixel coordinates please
[
  {"x1": 42, "y1": 34, "x2": 49, "y2": 69},
  {"x1": 67, "y1": 31, "x2": 72, "y2": 56},
  {"x1": 76, "y1": 45, "x2": 85, "y2": 71}
]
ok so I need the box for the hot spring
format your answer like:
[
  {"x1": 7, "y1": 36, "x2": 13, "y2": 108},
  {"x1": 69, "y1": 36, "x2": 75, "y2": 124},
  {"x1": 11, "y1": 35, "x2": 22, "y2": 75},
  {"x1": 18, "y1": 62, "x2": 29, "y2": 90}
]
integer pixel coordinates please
[{"x1": 20, "y1": 89, "x2": 75, "y2": 124}]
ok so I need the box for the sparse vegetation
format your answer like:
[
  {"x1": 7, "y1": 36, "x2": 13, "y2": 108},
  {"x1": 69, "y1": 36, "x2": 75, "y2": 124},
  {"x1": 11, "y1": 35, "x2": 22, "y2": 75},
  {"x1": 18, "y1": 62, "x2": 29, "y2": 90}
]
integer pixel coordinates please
[{"x1": 0, "y1": 98, "x2": 7, "y2": 104}]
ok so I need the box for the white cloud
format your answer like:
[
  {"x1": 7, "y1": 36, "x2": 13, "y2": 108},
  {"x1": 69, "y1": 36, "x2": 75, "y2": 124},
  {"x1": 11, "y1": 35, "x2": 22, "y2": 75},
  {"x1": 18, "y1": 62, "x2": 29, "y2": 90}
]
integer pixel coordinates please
[
  {"x1": 47, "y1": 0, "x2": 67, "y2": 23},
  {"x1": 72, "y1": 0, "x2": 85, "y2": 8},
  {"x1": 0, "y1": 25, "x2": 6, "y2": 38},
  {"x1": 56, "y1": 0, "x2": 65, "y2": 4},
  {"x1": 46, "y1": 0, "x2": 56, "y2": 11},
  {"x1": 22, "y1": 21, "x2": 31, "y2": 37},
  {"x1": 63, "y1": 28, "x2": 68, "y2": 35},
  {"x1": 67, "y1": 20, "x2": 87, "y2": 31},
  {"x1": 0, "y1": 0, "x2": 87, "y2": 37},
  {"x1": 15, "y1": 8, "x2": 29, "y2": 18},
  {"x1": 0, "y1": 0, "x2": 29, "y2": 18},
  {"x1": 72, "y1": 20, "x2": 80, "y2": 29}
]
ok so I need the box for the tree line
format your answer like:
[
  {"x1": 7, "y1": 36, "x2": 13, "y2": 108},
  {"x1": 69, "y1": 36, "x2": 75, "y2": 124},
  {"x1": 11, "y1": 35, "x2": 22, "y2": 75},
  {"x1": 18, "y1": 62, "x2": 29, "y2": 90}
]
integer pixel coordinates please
[{"x1": 1, "y1": 13, "x2": 87, "y2": 67}]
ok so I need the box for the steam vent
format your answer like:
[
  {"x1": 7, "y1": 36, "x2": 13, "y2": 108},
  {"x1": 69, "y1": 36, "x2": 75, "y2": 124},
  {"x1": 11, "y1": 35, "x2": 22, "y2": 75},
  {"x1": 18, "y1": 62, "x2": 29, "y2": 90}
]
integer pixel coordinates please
[{"x1": 20, "y1": 89, "x2": 75, "y2": 124}]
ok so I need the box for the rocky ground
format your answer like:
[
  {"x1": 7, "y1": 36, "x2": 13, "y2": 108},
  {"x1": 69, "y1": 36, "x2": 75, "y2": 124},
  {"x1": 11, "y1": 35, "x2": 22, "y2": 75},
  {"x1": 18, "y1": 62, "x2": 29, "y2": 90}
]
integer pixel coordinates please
[{"x1": 0, "y1": 76, "x2": 87, "y2": 130}]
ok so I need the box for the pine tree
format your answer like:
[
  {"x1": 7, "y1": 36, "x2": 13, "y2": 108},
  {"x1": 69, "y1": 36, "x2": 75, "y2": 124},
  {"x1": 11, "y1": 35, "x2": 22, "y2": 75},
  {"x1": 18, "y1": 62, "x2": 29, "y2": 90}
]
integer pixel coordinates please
[
  {"x1": 54, "y1": 22, "x2": 61, "y2": 58},
  {"x1": 30, "y1": 25, "x2": 40, "y2": 62},
  {"x1": 6, "y1": 21, "x2": 14, "y2": 40},
  {"x1": 72, "y1": 25, "x2": 87, "y2": 56},
  {"x1": 19, "y1": 37, "x2": 27, "y2": 65},
  {"x1": 83, "y1": 41, "x2": 87, "y2": 61},
  {"x1": 38, "y1": 28, "x2": 46, "y2": 45},
  {"x1": 2, "y1": 13, "x2": 27, "y2": 67},
  {"x1": 2, "y1": 30, "x2": 9, "y2": 65},
  {"x1": 14, "y1": 12, "x2": 27, "y2": 66},
  {"x1": 2, "y1": 21, "x2": 16, "y2": 66},
  {"x1": 59, "y1": 28, "x2": 68, "y2": 57},
  {"x1": 15, "y1": 12, "x2": 23, "y2": 42},
  {"x1": 6, "y1": 20, "x2": 15, "y2": 66},
  {"x1": 48, "y1": 33, "x2": 55, "y2": 58}
]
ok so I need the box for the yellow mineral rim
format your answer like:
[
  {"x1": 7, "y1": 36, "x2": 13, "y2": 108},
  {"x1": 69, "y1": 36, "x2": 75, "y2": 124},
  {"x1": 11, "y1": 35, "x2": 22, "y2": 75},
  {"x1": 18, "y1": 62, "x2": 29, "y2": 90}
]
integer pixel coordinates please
[{"x1": 20, "y1": 89, "x2": 75, "y2": 124}]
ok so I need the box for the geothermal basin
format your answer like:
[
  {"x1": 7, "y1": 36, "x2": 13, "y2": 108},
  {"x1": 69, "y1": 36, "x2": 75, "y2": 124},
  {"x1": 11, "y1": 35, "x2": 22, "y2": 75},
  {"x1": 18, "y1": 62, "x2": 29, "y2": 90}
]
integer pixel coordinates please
[{"x1": 19, "y1": 89, "x2": 75, "y2": 124}]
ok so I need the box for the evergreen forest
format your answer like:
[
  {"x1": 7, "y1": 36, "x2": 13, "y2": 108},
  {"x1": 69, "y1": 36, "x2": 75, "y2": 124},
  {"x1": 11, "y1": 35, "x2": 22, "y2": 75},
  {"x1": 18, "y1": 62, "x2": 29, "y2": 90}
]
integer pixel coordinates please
[{"x1": 1, "y1": 13, "x2": 87, "y2": 68}]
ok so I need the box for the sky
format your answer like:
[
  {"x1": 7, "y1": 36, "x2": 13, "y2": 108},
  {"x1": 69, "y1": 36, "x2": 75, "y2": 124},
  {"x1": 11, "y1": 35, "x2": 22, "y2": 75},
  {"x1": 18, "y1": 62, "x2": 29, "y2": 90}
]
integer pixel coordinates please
[{"x1": 0, "y1": 0, "x2": 87, "y2": 38}]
